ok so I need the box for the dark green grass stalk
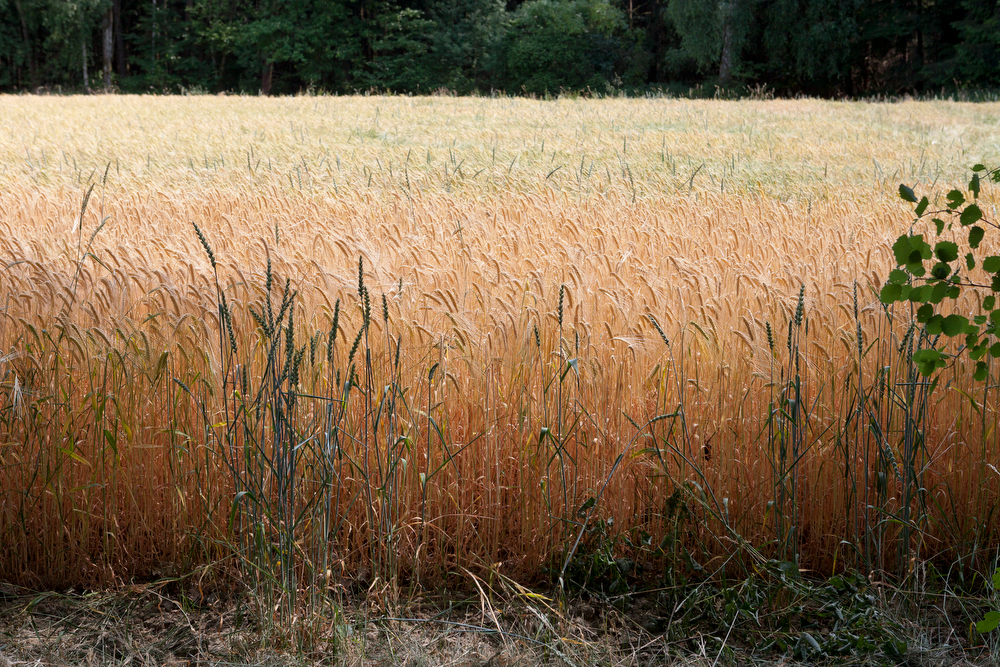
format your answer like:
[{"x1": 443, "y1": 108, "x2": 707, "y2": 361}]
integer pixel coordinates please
[{"x1": 185, "y1": 224, "x2": 363, "y2": 648}]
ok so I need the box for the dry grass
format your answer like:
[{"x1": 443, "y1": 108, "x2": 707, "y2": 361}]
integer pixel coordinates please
[
  {"x1": 2, "y1": 95, "x2": 1000, "y2": 603},
  {"x1": 0, "y1": 584, "x2": 977, "y2": 666}
]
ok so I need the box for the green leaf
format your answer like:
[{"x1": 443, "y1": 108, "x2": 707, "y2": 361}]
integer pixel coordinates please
[
  {"x1": 907, "y1": 284, "x2": 929, "y2": 302},
  {"x1": 915, "y1": 196, "x2": 929, "y2": 216},
  {"x1": 991, "y1": 343, "x2": 1000, "y2": 358},
  {"x1": 942, "y1": 314, "x2": 969, "y2": 336},
  {"x1": 970, "y1": 226, "x2": 985, "y2": 249},
  {"x1": 947, "y1": 190, "x2": 965, "y2": 209},
  {"x1": 902, "y1": 236, "x2": 931, "y2": 275},
  {"x1": 912, "y1": 348, "x2": 946, "y2": 375},
  {"x1": 984, "y1": 295, "x2": 995, "y2": 310},
  {"x1": 991, "y1": 568, "x2": 1000, "y2": 590},
  {"x1": 898, "y1": 183, "x2": 917, "y2": 203},
  {"x1": 973, "y1": 164, "x2": 986, "y2": 172},
  {"x1": 930, "y1": 282, "x2": 949, "y2": 304},
  {"x1": 888, "y1": 269, "x2": 909, "y2": 285},
  {"x1": 984, "y1": 256, "x2": 1000, "y2": 273},
  {"x1": 883, "y1": 638, "x2": 907, "y2": 657},
  {"x1": 931, "y1": 262, "x2": 951, "y2": 279},
  {"x1": 882, "y1": 637, "x2": 906, "y2": 658},
  {"x1": 977, "y1": 362, "x2": 991, "y2": 382},
  {"x1": 968, "y1": 253, "x2": 977, "y2": 270},
  {"x1": 880, "y1": 283, "x2": 902, "y2": 304},
  {"x1": 907, "y1": 253, "x2": 926, "y2": 276},
  {"x1": 934, "y1": 218, "x2": 945, "y2": 234},
  {"x1": 892, "y1": 235, "x2": 914, "y2": 266},
  {"x1": 977, "y1": 610, "x2": 1000, "y2": 633},
  {"x1": 916, "y1": 304, "x2": 934, "y2": 322},
  {"x1": 961, "y1": 204, "x2": 983, "y2": 226},
  {"x1": 934, "y1": 241, "x2": 959, "y2": 262},
  {"x1": 971, "y1": 173, "x2": 981, "y2": 198},
  {"x1": 927, "y1": 315, "x2": 944, "y2": 335}
]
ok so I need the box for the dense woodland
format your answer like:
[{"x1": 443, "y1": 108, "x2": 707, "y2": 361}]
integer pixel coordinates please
[{"x1": 0, "y1": 0, "x2": 998, "y2": 96}]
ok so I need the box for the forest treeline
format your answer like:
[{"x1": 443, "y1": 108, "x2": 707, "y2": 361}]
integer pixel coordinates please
[{"x1": 1, "y1": 0, "x2": 998, "y2": 96}]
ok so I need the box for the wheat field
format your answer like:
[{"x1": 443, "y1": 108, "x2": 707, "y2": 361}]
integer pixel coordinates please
[{"x1": 2, "y1": 95, "x2": 1000, "y2": 594}]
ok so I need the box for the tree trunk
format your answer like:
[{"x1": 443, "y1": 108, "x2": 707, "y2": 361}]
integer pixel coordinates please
[
  {"x1": 114, "y1": 0, "x2": 125, "y2": 77},
  {"x1": 261, "y1": 61, "x2": 273, "y2": 95},
  {"x1": 82, "y1": 39, "x2": 90, "y2": 93},
  {"x1": 12, "y1": 0, "x2": 36, "y2": 89},
  {"x1": 718, "y1": 0, "x2": 734, "y2": 86},
  {"x1": 102, "y1": 8, "x2": 114, "y2": 91}
]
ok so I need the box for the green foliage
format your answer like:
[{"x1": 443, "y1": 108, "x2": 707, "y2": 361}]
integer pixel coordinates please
[
  {"x1": 880, "y1": 165, "x2": 1000, "y2": 377},
  {"x1": 665, "y1": 0, "x2": 725, "y2": 73},
  {"x1": 976, "y1": 568, "x2": 1000, "y2": 633},
  {"x1": 953, "y1": 0, "x2": 1000, "y2": 86},
  {"x1": 126, "y1": 0, "x2": 213, "y2": 92},
  {"x1": 779, "y1": 572, "x2": 908, "y2": 660},
  {"x1": 0, "y1": 0, "x2": 29, "y2": 88},
  {"x1": 758, "y1": 0, "x2": 861, "y2": 92},
  {"x1": 420, "y1": 0, "x2": 508, "y2": 92},
  {"x1": 500, "y1": 0, "x2": 642, "y2": 94},
  {"x1": 357, "y1": 7, "x2": 436, "y2": 92},
  {"x1": 664, "y1": 0, "x2": 754, "y2": 82},
  {"x1": 559, "y1": 511, "x2": 639, "y2": 597},
  {"x1": 1, "y1": 0, "x2": 999, "y2": 93},
  {"x1": 0, "y1": 0, "x2": 109, "y2": 91}
]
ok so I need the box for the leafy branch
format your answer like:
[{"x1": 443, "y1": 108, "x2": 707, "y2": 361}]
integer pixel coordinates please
[{"x1": 880, "y1": 164, "x2": 1000, "y2": 378}]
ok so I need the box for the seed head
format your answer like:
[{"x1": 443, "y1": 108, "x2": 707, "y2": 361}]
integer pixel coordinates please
[
  {"x1": 192, "y1": 221, "x2": 216, "y2": 269},
  {"x1": 648, "y1": 314, "x2": 669, "y2": 347},
  {"x1": 558, "y1": 285, "x2": 565, "y2": 328},
  {"x1": 794, "y1": 284, "x2": 805, "y2": 327}
]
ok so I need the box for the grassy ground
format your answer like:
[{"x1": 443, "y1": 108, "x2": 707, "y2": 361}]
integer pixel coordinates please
[
  {"x1": 3, "y1": 94, "x2": 1000, "y2": 664},
  {"x1": 0, "y1": 583, "x2": 989, "y2": 666}
]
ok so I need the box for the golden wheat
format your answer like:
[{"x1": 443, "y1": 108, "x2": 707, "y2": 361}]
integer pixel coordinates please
[{"x1": 1, "y1": 95, "x2": 999, "y2": 588}]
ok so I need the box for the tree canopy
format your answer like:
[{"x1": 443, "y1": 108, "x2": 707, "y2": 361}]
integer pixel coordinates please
[{"x1": 1, "y1": 0, "x2": 997, "y2": 95}]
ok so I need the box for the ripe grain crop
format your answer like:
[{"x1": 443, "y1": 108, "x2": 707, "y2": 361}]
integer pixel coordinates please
[{"x1": 2, "y1": 95, "x2": 1000, "y2": 598}]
